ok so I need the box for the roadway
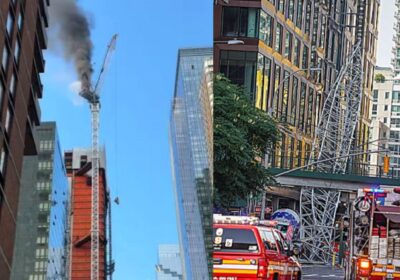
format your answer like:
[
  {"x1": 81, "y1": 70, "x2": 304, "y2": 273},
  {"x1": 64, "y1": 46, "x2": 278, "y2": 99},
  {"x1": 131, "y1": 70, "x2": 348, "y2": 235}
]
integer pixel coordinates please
[{"x1": 302, "y1": 264, "x2": 344, "y2": 279}]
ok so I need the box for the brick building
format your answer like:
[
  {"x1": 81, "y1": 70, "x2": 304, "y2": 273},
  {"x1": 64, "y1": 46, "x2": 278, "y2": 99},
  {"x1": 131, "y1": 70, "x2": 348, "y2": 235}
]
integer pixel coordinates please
[{"x1": 0, "y1": 0, "x2": 49, "y2": 278}]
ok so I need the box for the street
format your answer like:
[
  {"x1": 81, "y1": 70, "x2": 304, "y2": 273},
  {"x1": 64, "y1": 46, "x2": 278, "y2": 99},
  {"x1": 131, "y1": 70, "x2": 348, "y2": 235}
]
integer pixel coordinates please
[{"x1": 302, "y1": 265, "x2": 344, "y2": 279}]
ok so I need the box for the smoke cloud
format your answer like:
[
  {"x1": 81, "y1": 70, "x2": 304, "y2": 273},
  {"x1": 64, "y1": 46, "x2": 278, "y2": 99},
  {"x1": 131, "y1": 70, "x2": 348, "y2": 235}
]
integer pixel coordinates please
[{"x1": 49, "y1": 0, "x2": 93, "y2": 92}]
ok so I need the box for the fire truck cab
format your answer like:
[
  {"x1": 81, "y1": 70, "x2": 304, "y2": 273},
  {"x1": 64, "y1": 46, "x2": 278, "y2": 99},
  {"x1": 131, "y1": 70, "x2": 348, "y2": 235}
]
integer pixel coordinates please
[{"x1": 213, "y1": 214, "x2": 301, "y2": 280}]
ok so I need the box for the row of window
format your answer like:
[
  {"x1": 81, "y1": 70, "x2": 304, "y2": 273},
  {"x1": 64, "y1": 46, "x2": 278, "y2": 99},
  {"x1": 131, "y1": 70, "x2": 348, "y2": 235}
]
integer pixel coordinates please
[
  {"x1": 39, "y1": 140, "x2": 54, "y2": 151},
  {"x1": 222, "y1": 7, "x2": 312, "y2": 69},
  {"x1": 220, "y1": 50, "x2": 317, "y2": 135},
  {"x1": 38, "y1": 161, "x2": 53, "y2": 170}
]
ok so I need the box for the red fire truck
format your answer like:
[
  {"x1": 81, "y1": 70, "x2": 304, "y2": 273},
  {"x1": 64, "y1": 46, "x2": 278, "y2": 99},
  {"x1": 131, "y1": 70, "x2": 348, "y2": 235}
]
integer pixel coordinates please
[
  {"x1": 348, "y1": 188, "x2": 400, "y2": 279},
  {"x1": 213, "y1": 215, "x2": 301, "y2": 280}
]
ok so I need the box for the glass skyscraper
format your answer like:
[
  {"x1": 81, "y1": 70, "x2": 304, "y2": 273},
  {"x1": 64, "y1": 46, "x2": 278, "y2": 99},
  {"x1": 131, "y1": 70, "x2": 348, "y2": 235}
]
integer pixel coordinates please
[
  {"x1": 169, "y1": 48, "x2": 213, "y2": 280},
  {"x1": 155, "y1": 244, "x2": 183, "y2": 280},
  {"x1": 11, "y1": 122, "x2": 69, "y2": 280}
]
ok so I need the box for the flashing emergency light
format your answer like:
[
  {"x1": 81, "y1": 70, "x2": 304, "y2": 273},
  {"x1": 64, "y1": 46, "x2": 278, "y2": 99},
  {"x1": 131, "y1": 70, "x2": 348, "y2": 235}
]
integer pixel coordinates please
[
  {"x1": 259, "y1": 220, "x2": 279, "y2": 227},
  {"x1": 363, "y1": 188, "x2": 386, "y2": 193},
  {"x1": 213, "y1": 214, "x2": 259, "y2": 225},
  {"x1": 359, "y1": 259, "x2": 371, "y2": 269}
]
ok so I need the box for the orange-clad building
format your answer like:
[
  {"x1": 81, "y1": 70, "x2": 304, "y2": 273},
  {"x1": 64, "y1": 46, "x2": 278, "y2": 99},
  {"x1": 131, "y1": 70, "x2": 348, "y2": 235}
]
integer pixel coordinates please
[{"x1": 64, "y1": 148, "x2": 113, "y2": 280}]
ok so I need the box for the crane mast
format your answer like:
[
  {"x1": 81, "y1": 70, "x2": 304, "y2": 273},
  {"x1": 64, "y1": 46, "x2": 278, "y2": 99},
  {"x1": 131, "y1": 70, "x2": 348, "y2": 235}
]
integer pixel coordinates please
[{"x1": 80, "y1": 34, "x2": 118, "y2": 280}]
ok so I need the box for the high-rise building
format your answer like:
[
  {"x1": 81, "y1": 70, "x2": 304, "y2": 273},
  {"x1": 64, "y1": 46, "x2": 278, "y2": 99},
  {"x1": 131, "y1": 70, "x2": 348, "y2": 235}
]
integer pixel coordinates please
[
  {"x1": 169, "y1": 48, "x2": 213, "y2": 279},
  {"x1": 11, "y1": 122, "x2": 69, "y2": 280},
  {"x1": 155, "y1": 244, "x2": 183, "y2": 280},
  {"x1": 214, "y1": 0, "x2": 379, "y2": 171},
  {"x1": 64, "y1": 148, "x2": 113, "y2": 280},
  {"x1": 0, "y1": 1, "x2": 49, "y2": 278}
]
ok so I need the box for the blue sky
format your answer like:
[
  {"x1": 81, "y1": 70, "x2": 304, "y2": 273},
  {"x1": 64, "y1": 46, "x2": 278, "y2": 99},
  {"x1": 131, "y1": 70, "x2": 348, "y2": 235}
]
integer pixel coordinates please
[{"x1": 41, "y1": 1, "x2": 212, "y2": 279}]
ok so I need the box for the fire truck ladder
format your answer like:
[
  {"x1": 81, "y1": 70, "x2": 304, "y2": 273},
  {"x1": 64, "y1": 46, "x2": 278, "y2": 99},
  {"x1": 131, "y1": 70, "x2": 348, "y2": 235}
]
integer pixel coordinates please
[
  {"x1": 300, "y1": 33, "x2": 364, "y2": 263},
  {"x1": 80, "y1": 34, "x2": 118, "y2": 280}
]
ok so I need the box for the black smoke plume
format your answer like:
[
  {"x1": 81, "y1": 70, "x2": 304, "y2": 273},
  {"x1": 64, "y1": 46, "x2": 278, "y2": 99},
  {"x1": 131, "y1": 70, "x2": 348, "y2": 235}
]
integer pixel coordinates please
[{"x1": 50, "y1": 0, "x2": 93, "y2": 92}]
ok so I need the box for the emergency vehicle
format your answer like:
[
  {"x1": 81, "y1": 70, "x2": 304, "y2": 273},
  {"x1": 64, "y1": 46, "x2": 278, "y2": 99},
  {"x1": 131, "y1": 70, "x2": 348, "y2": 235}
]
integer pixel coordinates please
[
  {"x1": 348, "y1": 188, "x2": 400, "y2": 280},
  {"x1": 213, "y1": 214, "x2": 302, "y2": 280}
]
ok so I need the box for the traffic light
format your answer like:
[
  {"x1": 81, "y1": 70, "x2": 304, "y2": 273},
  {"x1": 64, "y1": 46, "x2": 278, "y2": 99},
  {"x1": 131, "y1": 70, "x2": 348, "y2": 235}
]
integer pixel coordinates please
[{"x1": 383, "y1": 155, "x2": 390, "y2": 174}]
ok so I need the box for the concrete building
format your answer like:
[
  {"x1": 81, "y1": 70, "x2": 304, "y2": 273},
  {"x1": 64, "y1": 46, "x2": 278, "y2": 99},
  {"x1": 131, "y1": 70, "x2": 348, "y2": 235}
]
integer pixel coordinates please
[
  {"x1": 369, "y1": 67, "x2": 393, "y2": 176},
  {"x1": 11, "y1": 122, "x2": 68, "y2": 280},
  {"x1": 0, "y1": 1, "x2": 49, "y2": 278},
  {"x1": 214, "y1": 0, "x2": 379, "y2": 171},
  {"x1": 64, "y1": 148, "x2": 113, "y2": 280},
  {"x1": 169, "y1": 48, "x2": 213, "y2": 279},
  {"x1": 155, "y1": 244, "x2": 183, "y2": 280}
]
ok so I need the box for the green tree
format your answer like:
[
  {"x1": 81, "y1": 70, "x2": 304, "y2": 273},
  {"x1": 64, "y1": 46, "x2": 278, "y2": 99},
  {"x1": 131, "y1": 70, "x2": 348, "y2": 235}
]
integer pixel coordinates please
[
  {"x1": 374, "y1": 73, "x2": 386, "y2": 83},
  {"x1": 214, "y1": 74, "x2": 279, "y2": 208}
]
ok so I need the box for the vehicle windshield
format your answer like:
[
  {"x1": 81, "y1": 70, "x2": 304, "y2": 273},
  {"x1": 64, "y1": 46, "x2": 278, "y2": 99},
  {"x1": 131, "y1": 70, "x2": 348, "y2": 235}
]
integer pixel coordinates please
[
  {"x1": 276, "y1": 224, "x2": 288, "y2": 234},
  {"x1": 213, "y1": 227, "x2": 259, "y2": 253}
]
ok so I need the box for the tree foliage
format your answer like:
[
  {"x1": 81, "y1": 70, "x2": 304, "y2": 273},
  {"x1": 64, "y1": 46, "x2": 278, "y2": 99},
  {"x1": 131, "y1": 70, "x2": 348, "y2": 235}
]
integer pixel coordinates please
[
  {"x1": 374, "y1": 73, "x2": 386, "y2": 83},
  {"x1": 214, "y1": 74, "x2": 279, "y2": 208}
]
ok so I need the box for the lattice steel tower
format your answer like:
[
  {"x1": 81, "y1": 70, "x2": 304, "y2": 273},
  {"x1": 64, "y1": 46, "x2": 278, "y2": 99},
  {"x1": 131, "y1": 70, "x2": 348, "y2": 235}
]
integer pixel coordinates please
[{"x1": 300, "y1": 0, "x2": 366, "y2": 263}]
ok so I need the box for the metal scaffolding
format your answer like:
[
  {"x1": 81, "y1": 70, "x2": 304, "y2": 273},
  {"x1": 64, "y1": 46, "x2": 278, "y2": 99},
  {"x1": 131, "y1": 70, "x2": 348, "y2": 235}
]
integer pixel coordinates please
[{"x1": 300, "y1": 0, "x2": 365, "y2": 262}]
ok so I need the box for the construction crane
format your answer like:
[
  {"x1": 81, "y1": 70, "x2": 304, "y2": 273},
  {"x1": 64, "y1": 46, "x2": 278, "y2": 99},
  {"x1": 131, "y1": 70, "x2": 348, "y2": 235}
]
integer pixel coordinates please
[
  {"x1": 300, "y1": 0, "x2": 366, "y2": 263},
  {"x1": 80, "y1": 34, "x2": 118, "y2": 280}
]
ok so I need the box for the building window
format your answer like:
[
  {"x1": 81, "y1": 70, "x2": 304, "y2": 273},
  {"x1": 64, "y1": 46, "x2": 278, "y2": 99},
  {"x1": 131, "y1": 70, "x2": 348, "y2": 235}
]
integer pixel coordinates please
[
  {"x1": 305, "y1": 0, "x2": 312, "y2": 34},
  {"x1": 256, "y1": 54, "x2": 271, "y2": 110},
  {"x1": 373, "y1": 90, "x2": 378, "y2": 101},
  {"x1": 372, "y1": 104, "x2": 377, "y2": 115},
  {"x1": 272, "y1": 64, "x2": 281, "y2": 116},
  {"x1": 393, "y1": 91, "x2": 400, "y2": 102},
  {"x1": 17, "y1": 12, "x2": 23, "y2": 32},
  {"x1": 288, "y1": 0, "x2": 295, "y2": 21},
  {"x1": 2, "y1": 47, "x2": 10, "y2": 72},
  {"x1": 6, "y1": 11, "x2": 14, "y2": 37},
  {"x1": 9, "y1": 72, "x2": 17, "y2": 97},
  {"x1": 0, "y1": 81, "x2": 3, "y2": 107},
  {"x1": 307, "y1": 87, "x2": 314, "y2": 134},
  {"x1": 220, "y1": 50, "x2": 258, "y2": 98},
  {"x1": 384, "y1": 117, "x2": 388, "y2": 124},
  {"x1": 296, "y1": 0, "x2": 304, "y2": 28},
  {"x1": 14, "y1": 39, "x2": 21, "y2": 65},
  {"x1": 319, "y1": 15, "x2": 327, "y2": 49},
  {"x1": 259, "y1": 11, "x2": 274, "y2": 47},
  {"x1": 278, "y1": 0, "x2": 285, "y2": 12},
  {"x1": 0, "y1": 145, "x2": 7, "y2": 176},
  {"x1": 275, "y1": 23, "x2": 283, "y2": 53},
  {"x1": 298, "y1": 82, "x2": 307, "y2": 130},
  {"x1": 284, "y1": 32, "x2": 292, "y2": 61},
  {"x1": 293, "y1": 38, "x2": 300, "y2": 67},
  {"x1": 291, "y1": 76, "x2": 299, "y2": 126},
  {"x1": 385, "y1": 105, "x2": 388, "y2": 111},
  {"x1": 386, "y1": 92, "x2": 390, "y2": 99},
  {"x1": 5, "y1": 104, "x2": 12, "y2": 134},
  {"x1": 302, "y1": 45, "x2": 309, "y2": 69},
  {"x1": 222, "y1": 7, "x2": 259, "y2": 38},
  {"x1": 281, "y1": 71, "x2": 290, "y2": 120}
]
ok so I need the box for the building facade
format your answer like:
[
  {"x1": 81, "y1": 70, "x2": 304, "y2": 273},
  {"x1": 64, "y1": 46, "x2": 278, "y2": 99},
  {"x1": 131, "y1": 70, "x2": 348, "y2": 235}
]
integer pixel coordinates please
[
  {"x1": 11, "y1": 122, "x2": 68, "y2": 280},
  {"x1": 155, "y1": 244, "x2": 183, "y2": 280},
  {"x1": 169, "y1": 48, "x2": 213, "y2": 279},
  {"x1": 64, "y1": 148, "x2": 113, "y2": 280},
  {"x1": 0, "y1": 0, "x2": 48, "y2": 278},
  {"x1": 370, "y1": 67, "x2": 394, "y2": 176},
  {"x1": 214, "y1": 0, "x2": 379, "y2": 172}
]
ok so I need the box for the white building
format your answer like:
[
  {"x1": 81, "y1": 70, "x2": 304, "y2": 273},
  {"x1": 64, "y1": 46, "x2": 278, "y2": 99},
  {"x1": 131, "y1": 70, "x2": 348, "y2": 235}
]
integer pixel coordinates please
[{"x1": 370, "y1": 66, "x2": 400, "y2": 177}]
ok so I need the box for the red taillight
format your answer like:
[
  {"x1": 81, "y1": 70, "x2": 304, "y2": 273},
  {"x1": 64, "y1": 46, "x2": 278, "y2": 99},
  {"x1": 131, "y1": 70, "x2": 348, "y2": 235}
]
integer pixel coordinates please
[{"x1": 257, "y1": 258, "x2": 268, "y2": 278}]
